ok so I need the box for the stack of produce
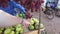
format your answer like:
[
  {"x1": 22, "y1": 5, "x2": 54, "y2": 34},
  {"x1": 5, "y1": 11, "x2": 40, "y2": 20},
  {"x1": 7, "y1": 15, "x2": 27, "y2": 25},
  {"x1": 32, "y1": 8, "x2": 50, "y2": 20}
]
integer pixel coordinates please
[
  {"x1": 0, "y1": 24, "x2": 24, "y2": 34},
  {"x1": 28, "y1": 18, "x2": 39, "y2": 30},
  {"x1": 28, "y1": 18, "x2": 45, "y2": 31}
]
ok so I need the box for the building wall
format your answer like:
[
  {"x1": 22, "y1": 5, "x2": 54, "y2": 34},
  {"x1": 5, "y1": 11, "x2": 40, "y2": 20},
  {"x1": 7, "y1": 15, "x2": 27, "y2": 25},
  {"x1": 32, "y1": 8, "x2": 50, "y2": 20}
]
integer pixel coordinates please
[{"x1": 57, "y1": 0, "x2": 60, "y2": 8}]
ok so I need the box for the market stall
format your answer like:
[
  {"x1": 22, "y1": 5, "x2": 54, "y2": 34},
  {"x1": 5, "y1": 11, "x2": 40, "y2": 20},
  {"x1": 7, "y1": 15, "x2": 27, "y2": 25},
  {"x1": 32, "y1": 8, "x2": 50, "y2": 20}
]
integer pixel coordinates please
[{"x1": 0, "y1": 0, "x2": 45, "y2": 34}]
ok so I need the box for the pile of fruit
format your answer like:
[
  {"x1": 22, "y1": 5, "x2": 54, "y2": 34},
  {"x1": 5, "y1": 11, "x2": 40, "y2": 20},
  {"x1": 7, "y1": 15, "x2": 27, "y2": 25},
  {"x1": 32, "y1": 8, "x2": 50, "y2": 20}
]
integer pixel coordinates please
[
  {"x1": 28, "y1": 18, "x2": 39, "y2": 30},
  {"x1": 28, "y1": 18, "x2": 45, "y2": 31},
  {"x1": 0, "y1": 24, "x2": 24, "y2": 34}
]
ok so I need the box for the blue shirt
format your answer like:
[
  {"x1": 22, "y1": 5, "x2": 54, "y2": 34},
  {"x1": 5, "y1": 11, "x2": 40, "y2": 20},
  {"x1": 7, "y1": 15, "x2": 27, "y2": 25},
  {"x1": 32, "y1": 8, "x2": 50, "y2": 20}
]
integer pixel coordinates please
[{"x1": 0, "y1": 0, "x2": 26, "y2": 16}]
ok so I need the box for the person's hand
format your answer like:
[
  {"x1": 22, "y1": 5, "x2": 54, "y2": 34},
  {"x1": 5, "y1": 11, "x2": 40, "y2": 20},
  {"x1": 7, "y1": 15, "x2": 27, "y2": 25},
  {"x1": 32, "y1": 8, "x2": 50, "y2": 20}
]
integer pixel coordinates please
[{"x1": 22, "y1": 19, "x2": 30, "y2": 28}]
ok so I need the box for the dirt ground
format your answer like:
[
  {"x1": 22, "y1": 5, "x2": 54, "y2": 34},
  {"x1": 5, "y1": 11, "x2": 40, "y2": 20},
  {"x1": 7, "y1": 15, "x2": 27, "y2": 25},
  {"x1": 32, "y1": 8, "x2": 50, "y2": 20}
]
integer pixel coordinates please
[
  {"x1": 24, "y1": 10, "x2": 60, "y2": 34},
  {"x1": 30, "y1": 11, "x2": 60, "y2": 34},
  {"x1": 41, "y1": 11, "x2": 60, "y2": 34}
]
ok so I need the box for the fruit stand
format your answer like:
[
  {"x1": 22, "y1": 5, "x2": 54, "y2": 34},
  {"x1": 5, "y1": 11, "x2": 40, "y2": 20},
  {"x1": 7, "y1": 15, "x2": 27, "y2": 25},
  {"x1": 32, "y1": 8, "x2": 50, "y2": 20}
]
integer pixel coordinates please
[
  {"x1": 0, "y1": 0, "x2": 45, "y2": 34},
  {"x1": 25, "y1": 30, "x2": 38, "y2": 34},
  {"x1": 0, "y1": 11, "x2": 46, "y2": 34}
]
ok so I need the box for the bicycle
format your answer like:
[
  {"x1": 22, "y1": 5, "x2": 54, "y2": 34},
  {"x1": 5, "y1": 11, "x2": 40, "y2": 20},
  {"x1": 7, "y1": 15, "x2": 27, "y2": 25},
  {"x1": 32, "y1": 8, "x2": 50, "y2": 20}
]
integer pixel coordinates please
[
  {"x1": 43, "y1": 2, "x2": 57, "y2": 20},
  {"x1": 44, "y1": 7, "x2": 55, "y2": 20}
]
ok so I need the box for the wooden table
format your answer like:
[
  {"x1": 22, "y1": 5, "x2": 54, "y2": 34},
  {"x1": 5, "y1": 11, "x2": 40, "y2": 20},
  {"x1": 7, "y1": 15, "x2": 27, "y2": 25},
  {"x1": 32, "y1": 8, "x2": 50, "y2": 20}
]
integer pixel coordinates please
[{"x1": 25, "y1": 30, "x2": 38, "y2": 34}]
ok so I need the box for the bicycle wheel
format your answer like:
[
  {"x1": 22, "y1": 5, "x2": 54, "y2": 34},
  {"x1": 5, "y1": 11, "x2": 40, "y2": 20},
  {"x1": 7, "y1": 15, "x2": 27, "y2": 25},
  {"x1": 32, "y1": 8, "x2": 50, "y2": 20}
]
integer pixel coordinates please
[
  {"x1": 45, "y1": 8, "x2": 54, "y2": 20},
  {"x1": 55, "y1": 9, "x2": 60, "y2": 17}
]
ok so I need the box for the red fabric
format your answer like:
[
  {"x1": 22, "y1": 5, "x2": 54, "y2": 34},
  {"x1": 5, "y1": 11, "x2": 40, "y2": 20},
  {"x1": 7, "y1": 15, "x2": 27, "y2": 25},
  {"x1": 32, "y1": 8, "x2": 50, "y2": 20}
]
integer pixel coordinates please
[
  {"x1": 35, "y1": 0, "x2": 44, "y2": 9},
  {"x1": 25, "y1": 0, "x2": 30, "y2": 4},
  {"x1": 25, "y1": 3, "x2": 28, "y2": 11},
  {"x1": 3, "y1": 0, "x2": 8, "y2": 3},
  {"x1": 40, "y1": 0, "x2": 44, "y2": 3},
  {"x1": 19, "y1": 0, "x2": 44, "y2": 12},
  {"x1": 1, "y1": 3, "x2": 8, "y2": 8},
  {"x1": 18, "y1": 0, "x2": 44, "y2": 16},
  {"x1": 0, "y1": 0, "x2": 2, "y2": 6},
  {"x1": 30, "y1": 2, "x2": 35, "y2": 8},
  {"x1": 20, "y1": 1, "x2": 24, "y2": 5},
  {"x1": 0, "y1": 0, "x2": 8, "y2": 8},
  {"x1": 14, "y1": 0, "x2": 20, "y2": 2},
  {"x1": 25, "y1": 11, "x2": 32, "y2": 19}
]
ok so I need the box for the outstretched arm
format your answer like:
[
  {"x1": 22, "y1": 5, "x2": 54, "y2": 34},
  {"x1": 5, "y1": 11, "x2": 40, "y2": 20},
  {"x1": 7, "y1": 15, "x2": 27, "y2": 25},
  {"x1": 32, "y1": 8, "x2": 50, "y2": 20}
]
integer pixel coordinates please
[{"x1": 0, "y1": 10, "x2": 29, "y2": 28}]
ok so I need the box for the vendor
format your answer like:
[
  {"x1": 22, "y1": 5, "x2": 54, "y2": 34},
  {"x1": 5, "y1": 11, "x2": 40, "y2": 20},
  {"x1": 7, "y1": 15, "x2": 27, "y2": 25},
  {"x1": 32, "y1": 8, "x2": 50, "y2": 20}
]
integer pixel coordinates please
[
  {"x1": 0, "y1": 0, "x2": 26, "y2": 16},
  {"x1": 0, "y1": 0, "x2": 30, "y2": 28}
]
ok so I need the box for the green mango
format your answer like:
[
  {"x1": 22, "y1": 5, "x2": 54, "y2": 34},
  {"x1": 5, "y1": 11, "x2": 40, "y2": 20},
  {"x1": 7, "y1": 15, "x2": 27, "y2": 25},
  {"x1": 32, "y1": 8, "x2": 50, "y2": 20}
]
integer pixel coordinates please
[
  {"x1": 10, "y1": 31, "x2": 15, "y2": 34},
  {"x1": 35, "y1": 24, "x2": 39, "y2": 30},
  {"x1": 16, "y1": 31, "x2": 19, "y2": 34},
  {"x1": 31, "y1": 18, "x2": 39, "y2": 25},
  {"x1": 4, "y1": 28, "x2": 11, "y2": 34},
  {"x1": 16, "y1": 27, "x2": 22, "y2": 32},
  {"x1": 31, "y1": 18, "x2": 36, "y2": 21},
  {"x1": 19, "y1": 13, "x2": 23, "y2": 17},
  {"x1": 16, "y1": 14, "x2": 19, "y2": 17},
  {"x1": 20, "y1": 29, "x2": 23, "y2": 34},
  {"x1": 22, "y1": 16, "x2": 25, "y2": 18},
  {"x1": 10, "y1": 27, "x2": 15, "y2": 31},
  {"x1": 40, "y1": 24, "x2": 44, "y2": 29},
  {"x1": 29, "y1": 25, "x2": 34, "y2": 30},
  {"x1": 34, "y1": 19, "x2": 39, "y2": 25},
  {"x1": 0, "y1": 28, "x2": 4, "y2": 31},
  {"x1": 30, "y1": 19, "x2": 34, "y2": 25},
  {"x1": 15, "y1": 24, "x2": 22, "y2": 28},
  {"x1": 0, "y1": 30, "x2": 2, "y2": 34}
]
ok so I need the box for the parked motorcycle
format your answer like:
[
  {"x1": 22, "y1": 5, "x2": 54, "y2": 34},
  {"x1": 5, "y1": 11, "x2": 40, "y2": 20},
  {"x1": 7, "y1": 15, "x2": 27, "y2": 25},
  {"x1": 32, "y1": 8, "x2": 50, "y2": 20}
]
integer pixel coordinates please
[{"x1": 44, "y1": 2, "x2": 56, "y2": 20}]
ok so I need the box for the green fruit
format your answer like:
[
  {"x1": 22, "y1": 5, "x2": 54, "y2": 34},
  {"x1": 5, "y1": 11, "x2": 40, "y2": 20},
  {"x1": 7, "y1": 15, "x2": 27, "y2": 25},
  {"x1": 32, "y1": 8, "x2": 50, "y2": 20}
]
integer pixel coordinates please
[
  {"x1": 4, "y1": 28, "x2": 11, "y2": 34},
  {"x1": 19, "y1": 14, "x2": 23, "y2": 17},
  {"x1": 10, "y1": 31, "x2": 15, "y2": 34},
  {"x1": 16, "y1": 14, "x2": 19, "y2": 17},
  {"x1": 35, "y1": 25, "x2": 39, "y2": 30},
  {"x1": 0, "y1": 28, "x2": 4, "y2": 31},
  {"x1": 31, "y1": 18, "x2": 36, "y2": 21},
  {"x1": 5, "y1": 27, "x2": 11, "y2": 29},
  {"x1": 10, "y1": 27, "x2": 15, "y2": 31},
  {"x1": 30, "y1": 19, "x2": 34, "y2": 25},
  {"x1": 16, "y1": 31, "x2": 19, "y2": 34},
  {"x1": 40, "y1": 24, "x2": 44, "y2": 29},
  {"x1": 20, "y1": 29, "x2": 23, "y2": 34},
  {"x1": 34, "y1": 19, "x2": 39, "y2": 24},
  {"x1": 19, "y1": 13, "x2": 25, "y2": 18},
  {"x1": 31, "y1": 18, "x2": 39, "y2": 25},
  {"x1": 22, "y1": 14, "x2": 25, "y2": 16},
  {"x1": 16, "y1": 27, "x2": 22, "y2": 32},
  {"x1": 29, "y1": 25, "x2": 34, "y2": 30},
  {"x1": 0, "y1": 30, "x2": 2, "y2": 34},
  {"x1": 15, "y1": 24, "x2": 22, "y2": 28},
  {"x1": 33, "y1": 19, "x2": 39, "y2": 23},
  {"x1": 22, "y1": 14, "x2": 25, "y2": 18}
]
